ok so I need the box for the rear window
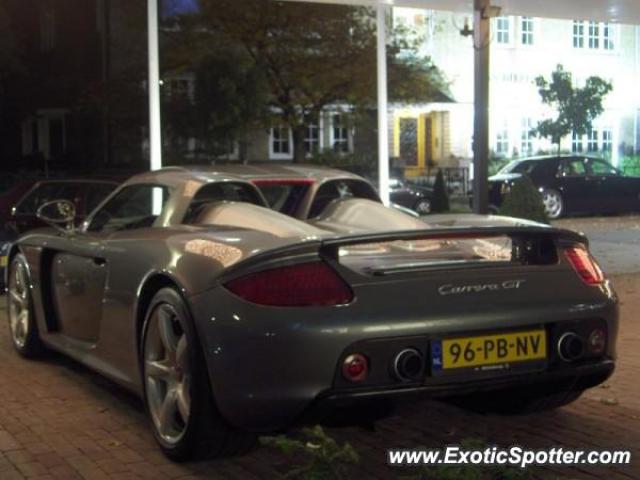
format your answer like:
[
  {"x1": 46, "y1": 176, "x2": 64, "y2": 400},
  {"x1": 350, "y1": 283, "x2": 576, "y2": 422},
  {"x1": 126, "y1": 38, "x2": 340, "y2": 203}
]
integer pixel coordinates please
[
  {"x1": 308, "y1": 179, "x2": 380, "y2": 218},
  {"x1": 258, "y1": 182, "x2": 312, "y2": 217},
  {"x1": 184, "y1": 181, "x2": 264, "y2": 224}
]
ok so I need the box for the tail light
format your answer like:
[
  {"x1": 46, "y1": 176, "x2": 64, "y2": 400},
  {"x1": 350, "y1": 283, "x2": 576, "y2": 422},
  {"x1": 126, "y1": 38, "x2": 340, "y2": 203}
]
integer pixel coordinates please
[
  {"x1": 564, "y1": 246, "x2": 605, "y2": 286},
  {"x1": 224, "y1": 262, "x2": 353, "y2": 307}
]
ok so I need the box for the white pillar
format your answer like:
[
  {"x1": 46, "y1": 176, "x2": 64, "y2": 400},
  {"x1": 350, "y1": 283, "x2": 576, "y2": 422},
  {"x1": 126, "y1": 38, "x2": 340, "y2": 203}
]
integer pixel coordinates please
[
  {"x1": 377, "y1": 2, "x2": 390, "y2": 205},
  {"x1": 148, "y1": 0, "x2": 162, "y2": 171}
]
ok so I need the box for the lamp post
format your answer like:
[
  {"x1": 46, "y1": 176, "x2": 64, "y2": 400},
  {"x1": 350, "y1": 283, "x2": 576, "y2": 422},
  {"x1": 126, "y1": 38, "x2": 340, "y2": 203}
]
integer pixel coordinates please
[
  {"x1": 377, "y1": 1, "x2": 391, "y2": 205},
  {"x1": 472, "y1": 0, "x2": 495, "y2": 214},
  {"x1": 148, "y1": 0, "x2": 162, "y2": 171}
]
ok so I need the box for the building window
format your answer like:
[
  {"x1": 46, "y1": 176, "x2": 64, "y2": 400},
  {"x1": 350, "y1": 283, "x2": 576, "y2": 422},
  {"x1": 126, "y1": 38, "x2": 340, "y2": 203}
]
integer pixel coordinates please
[
  {"x1": 271, "y1": 125, "x2": 292, "y2": 158},
  {"x1": 304, "y1": 117, "x2": 321, "y2": 155},
  {"x1": 573, "y1": 21, "x2": 584, "y2": 48},
  {"x1": 331, "y1": 115, "x2": 351, "y2": 153},
  {"x1": 603, "y1": 24, "x2": 615, "y2": 50},
  {"x1": 521, "y1": 17, "x2": 534, "y2": 45},
  {"x1": 588, "y1": 22, "x2": 600, "y2": 49},
  {"x1": 495, "y1": 127, "x2": 509, "y2": 155},
  {"x1": 520, "y1": 118, "x2": 533, "y2": 154},
  {"x1": 496, "y1": 17, "x2": 511, "y2": 44},
  {"x1": 587, "y1": 129, "x2": 599, "y2": 152},
  {"x1": 40, "y1": 5, "x2": 56, "y2": 52},
  {"x1": 572, "y1": 132, "x2": 583, "y2": 153},
  {"x1": 602, "y1": 129, "x2": 612, "y2": 152}
]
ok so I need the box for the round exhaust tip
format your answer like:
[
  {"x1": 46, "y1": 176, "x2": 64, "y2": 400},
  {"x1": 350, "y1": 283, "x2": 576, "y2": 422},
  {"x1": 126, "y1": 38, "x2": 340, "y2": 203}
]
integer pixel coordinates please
[
  {"x1": 393, "y1": 348, "x2": 425, "y2": 382},
  {"x1": 558, "y1": 333, "x2": 585, "y2": 362}
]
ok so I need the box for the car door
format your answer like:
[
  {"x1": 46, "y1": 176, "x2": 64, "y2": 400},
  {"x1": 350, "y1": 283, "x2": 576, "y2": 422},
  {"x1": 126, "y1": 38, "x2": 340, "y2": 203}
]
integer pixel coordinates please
[
  {"x1": 50, "y1": 232, "x2": 109, "y2": 342},
  {"x1": 586, "y1": 158, "x2": 631, "y2": 213},
  {"x1": 556, "y1": 157, "x2": 593, "y2": 213},
  {"x1": 51, "y1": 184, "x2": 169, "y2": 344}
]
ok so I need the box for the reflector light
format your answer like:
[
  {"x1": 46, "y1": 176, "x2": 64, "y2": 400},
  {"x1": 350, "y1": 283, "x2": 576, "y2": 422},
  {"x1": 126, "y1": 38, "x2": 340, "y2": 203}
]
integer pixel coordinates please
[
  {"x1": 564, "y1": 247, "x2": 605, "y2": 286},
  {"x1": 224, "y1": 262, "x2": 353, "y2": 307},
  {"x1": 342, "y1": 354, "x2": 369, "y2": 382},
  {"x1": 588, "y1": 329, "x2": 607, "y2": 355}
]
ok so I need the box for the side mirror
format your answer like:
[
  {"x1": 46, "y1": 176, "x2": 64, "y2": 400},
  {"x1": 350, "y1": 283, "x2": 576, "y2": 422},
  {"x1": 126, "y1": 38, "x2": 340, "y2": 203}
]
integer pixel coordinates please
[{"x1": 36, "y1": 200, "x2": 77, "y2": 233}]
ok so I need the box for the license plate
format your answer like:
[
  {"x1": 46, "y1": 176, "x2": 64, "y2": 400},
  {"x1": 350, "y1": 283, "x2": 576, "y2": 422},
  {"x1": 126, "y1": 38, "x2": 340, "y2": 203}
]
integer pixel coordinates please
[
  {"x1": 0, "y1": 256, "x2": 6, "y2": 268},
  {"x1": 431, "y1": 329, "x2": 546, "y2": 371}
]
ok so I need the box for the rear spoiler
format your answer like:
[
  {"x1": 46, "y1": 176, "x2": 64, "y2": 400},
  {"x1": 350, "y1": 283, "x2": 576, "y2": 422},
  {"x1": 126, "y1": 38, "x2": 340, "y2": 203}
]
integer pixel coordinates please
[
  {"x1": 320, "y1": 225, "x2": 587, "y2": 257},
  {"x1": 221, "y1": 226, "x2": 588, "y2": 280}
]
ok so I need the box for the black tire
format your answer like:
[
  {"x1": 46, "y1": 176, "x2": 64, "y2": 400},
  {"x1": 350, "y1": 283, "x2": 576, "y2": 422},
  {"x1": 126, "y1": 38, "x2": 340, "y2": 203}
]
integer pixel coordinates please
[
  {"x1": 7, "y1": 254, "x2": 45, "y2": 358},
  {"x1": 414, "y1": 198, "x2": 432, "y2": 215},
  {"x1": 451, "y1": 387, "x2": 584, "y2": 415},
  {"x1": 141, "y1": 287, "x2": 254, "y2": 461}
]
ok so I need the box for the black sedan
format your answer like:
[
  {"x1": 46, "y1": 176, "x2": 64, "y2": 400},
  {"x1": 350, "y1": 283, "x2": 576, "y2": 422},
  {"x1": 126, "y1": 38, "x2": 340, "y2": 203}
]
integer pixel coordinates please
[
  {"x1": 489, "y1": 156, "x2": 640, "y2": 219},
  {"x1": 389, "y1": 178, "x2": 433, "y2": 215}
]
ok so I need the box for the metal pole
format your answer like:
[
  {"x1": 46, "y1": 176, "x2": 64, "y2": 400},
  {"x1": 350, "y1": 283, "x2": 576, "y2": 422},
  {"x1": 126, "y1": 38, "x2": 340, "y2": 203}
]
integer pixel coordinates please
[
  {"x1": 473, "y1": 0, "x2": 490, "y2": 214},
  {"x1": 377, "y1": 2, "x2": 390, "y2": 205},
  {"x1": 148, "y1": 0, "x2": 162, "y2": 171}
]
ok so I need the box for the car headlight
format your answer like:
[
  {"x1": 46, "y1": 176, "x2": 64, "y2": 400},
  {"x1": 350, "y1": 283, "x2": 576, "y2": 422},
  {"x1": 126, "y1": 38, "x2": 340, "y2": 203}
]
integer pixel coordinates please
[
  {"x1": 0, "y1": 242, "x2": 10, "y2": 255},
  {"x1": 500, "y1": 183, "x2": 512, "y2": 195}
]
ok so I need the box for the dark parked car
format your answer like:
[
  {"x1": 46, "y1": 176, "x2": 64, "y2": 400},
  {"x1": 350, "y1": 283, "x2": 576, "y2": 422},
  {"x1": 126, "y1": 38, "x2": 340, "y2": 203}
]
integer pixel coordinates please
[
  {"x1": 389, "y1": 178, "x2": 434, "y2": 214},
  {"x1": 0, "y1": 181, "x2": 38, "y2": 226},
  {"x1": 489, "y1": 156, "x2": 640, "y2": 219},
  {"x1": 1, "y1": 180, "x2": 119, "y2": 288},
  {"x1": 7, "y1": 166, "x2": 617, "y2": 460}
]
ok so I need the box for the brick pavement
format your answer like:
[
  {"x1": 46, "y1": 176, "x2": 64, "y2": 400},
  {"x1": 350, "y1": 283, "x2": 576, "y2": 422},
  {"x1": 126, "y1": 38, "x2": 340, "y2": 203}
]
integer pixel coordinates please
[{"x1": 0, "y1": 275, "x2": 638, "y2": 480}]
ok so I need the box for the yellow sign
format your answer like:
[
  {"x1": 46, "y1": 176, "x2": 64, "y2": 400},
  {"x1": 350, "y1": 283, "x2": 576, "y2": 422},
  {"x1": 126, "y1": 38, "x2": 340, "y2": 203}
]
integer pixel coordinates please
[
  {"x1": 0, "y1": 256, "x2": 7, "y2": 268},
  {"x1": 442, "y1": 330, "x2": 546, "y2": 370}
]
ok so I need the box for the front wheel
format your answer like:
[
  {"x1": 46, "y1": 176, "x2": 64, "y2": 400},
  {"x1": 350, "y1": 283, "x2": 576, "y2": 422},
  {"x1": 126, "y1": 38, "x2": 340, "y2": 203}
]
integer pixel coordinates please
[
  {"x1": 141, "y1": 288, "x2": 254, "y2": 461},
  {"x1": 414, "y1": 198, "x2": 432, "y2": 215},
  {"x1": 542, "y1": 189, "x2": 565, "y2": 220},
  {"x1": 7, "y1": 254, "x2": 44, "y2": 358}
]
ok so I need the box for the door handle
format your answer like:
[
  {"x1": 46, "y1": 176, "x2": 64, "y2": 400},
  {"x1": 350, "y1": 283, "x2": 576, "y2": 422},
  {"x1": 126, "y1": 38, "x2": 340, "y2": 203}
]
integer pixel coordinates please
[{"x1": 93, "y1": 258, "x2": 106, "y2": 267}]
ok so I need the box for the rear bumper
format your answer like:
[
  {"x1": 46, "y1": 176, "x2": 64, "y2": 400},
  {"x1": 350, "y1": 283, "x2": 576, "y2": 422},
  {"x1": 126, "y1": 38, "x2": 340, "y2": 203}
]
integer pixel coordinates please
[
  {"x1": 190, "y1": 279, "x2": 618, "y2": 432},
  {"x1": 314, "y1": 359, "x2": 614, "y2": 408}
]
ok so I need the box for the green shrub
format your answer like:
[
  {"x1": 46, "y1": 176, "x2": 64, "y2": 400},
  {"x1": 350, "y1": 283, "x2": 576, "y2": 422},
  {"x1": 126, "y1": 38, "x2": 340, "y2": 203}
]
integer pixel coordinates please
[
  {"x1": 621, "y1": 155, "x2": 640, "y2": 177},
  {"x1": 499, "y1": 176, "x2": 548, "y2": 224},
  {"x1": 260, "y1": 426, "x2": 359, "y2": 479},
  {"x1": 431, "y1": 170, "x2": 450, "y2": 213}
]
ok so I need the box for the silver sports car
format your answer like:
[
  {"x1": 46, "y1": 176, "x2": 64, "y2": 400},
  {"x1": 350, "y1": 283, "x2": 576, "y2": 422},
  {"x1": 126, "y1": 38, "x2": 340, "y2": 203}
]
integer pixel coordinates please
[{"x1": 5, "y1": 166, "x2": 617, "y2": 461}]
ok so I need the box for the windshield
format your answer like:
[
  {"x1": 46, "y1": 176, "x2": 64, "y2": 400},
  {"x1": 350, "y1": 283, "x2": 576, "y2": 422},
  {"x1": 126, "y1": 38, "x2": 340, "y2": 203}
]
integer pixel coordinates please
[{"x1": 498, "y1": 160, "x2": 538, "y2": 175}]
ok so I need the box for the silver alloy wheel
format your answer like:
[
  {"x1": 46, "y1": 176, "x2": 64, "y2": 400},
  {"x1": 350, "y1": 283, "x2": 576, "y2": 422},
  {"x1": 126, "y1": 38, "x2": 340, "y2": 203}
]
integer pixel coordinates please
[
  {"x1": 8, "y1": 261, "x2": 30, "y2": 349},
  {"x1": 542, "y1": 190, "x2": 563, "y2": 219},
  {"x1": 415, "y1": 199, "x2": 432, "y2": 215},
  {"x1": 144, "y1": 303, "x2": 191, "y2": 446}
]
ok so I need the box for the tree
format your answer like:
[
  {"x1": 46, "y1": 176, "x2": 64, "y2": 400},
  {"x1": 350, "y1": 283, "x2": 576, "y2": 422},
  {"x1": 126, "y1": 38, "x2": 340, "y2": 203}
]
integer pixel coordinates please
[
  {"x1": 189, "y1": 0, "x2": 450, "y2": 162},
  {"x1": 431, "y1": 170, "x2": 450, "y2": 213},
  {"x1": 0, "y1": 3, "x2": 23, "y2": 114},
  {"x1": 533, "y1": 65, "x2": 612, "y2": 155}
]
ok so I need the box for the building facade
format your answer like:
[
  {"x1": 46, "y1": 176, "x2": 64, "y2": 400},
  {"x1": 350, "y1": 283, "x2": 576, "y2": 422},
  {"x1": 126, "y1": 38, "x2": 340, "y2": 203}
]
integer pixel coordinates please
[{"x1": 392, "y1": 8, "x2": 640, "y2": 176}]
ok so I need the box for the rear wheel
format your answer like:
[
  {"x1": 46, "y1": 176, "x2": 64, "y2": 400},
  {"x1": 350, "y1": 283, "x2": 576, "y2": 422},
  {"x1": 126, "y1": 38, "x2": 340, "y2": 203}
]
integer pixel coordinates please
[
  {"x1": 7, "y1": 254, "x2": 44, "y2": 358},
  {"x1": 451, "y1": 387, "x2": 584, "y2": 415},
  {"x1": 542, "y1": 189, "x2": 564, "y2": 219},
  {"x1": 141, "y1": 288, "x2": 254, "y2": 461}
]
